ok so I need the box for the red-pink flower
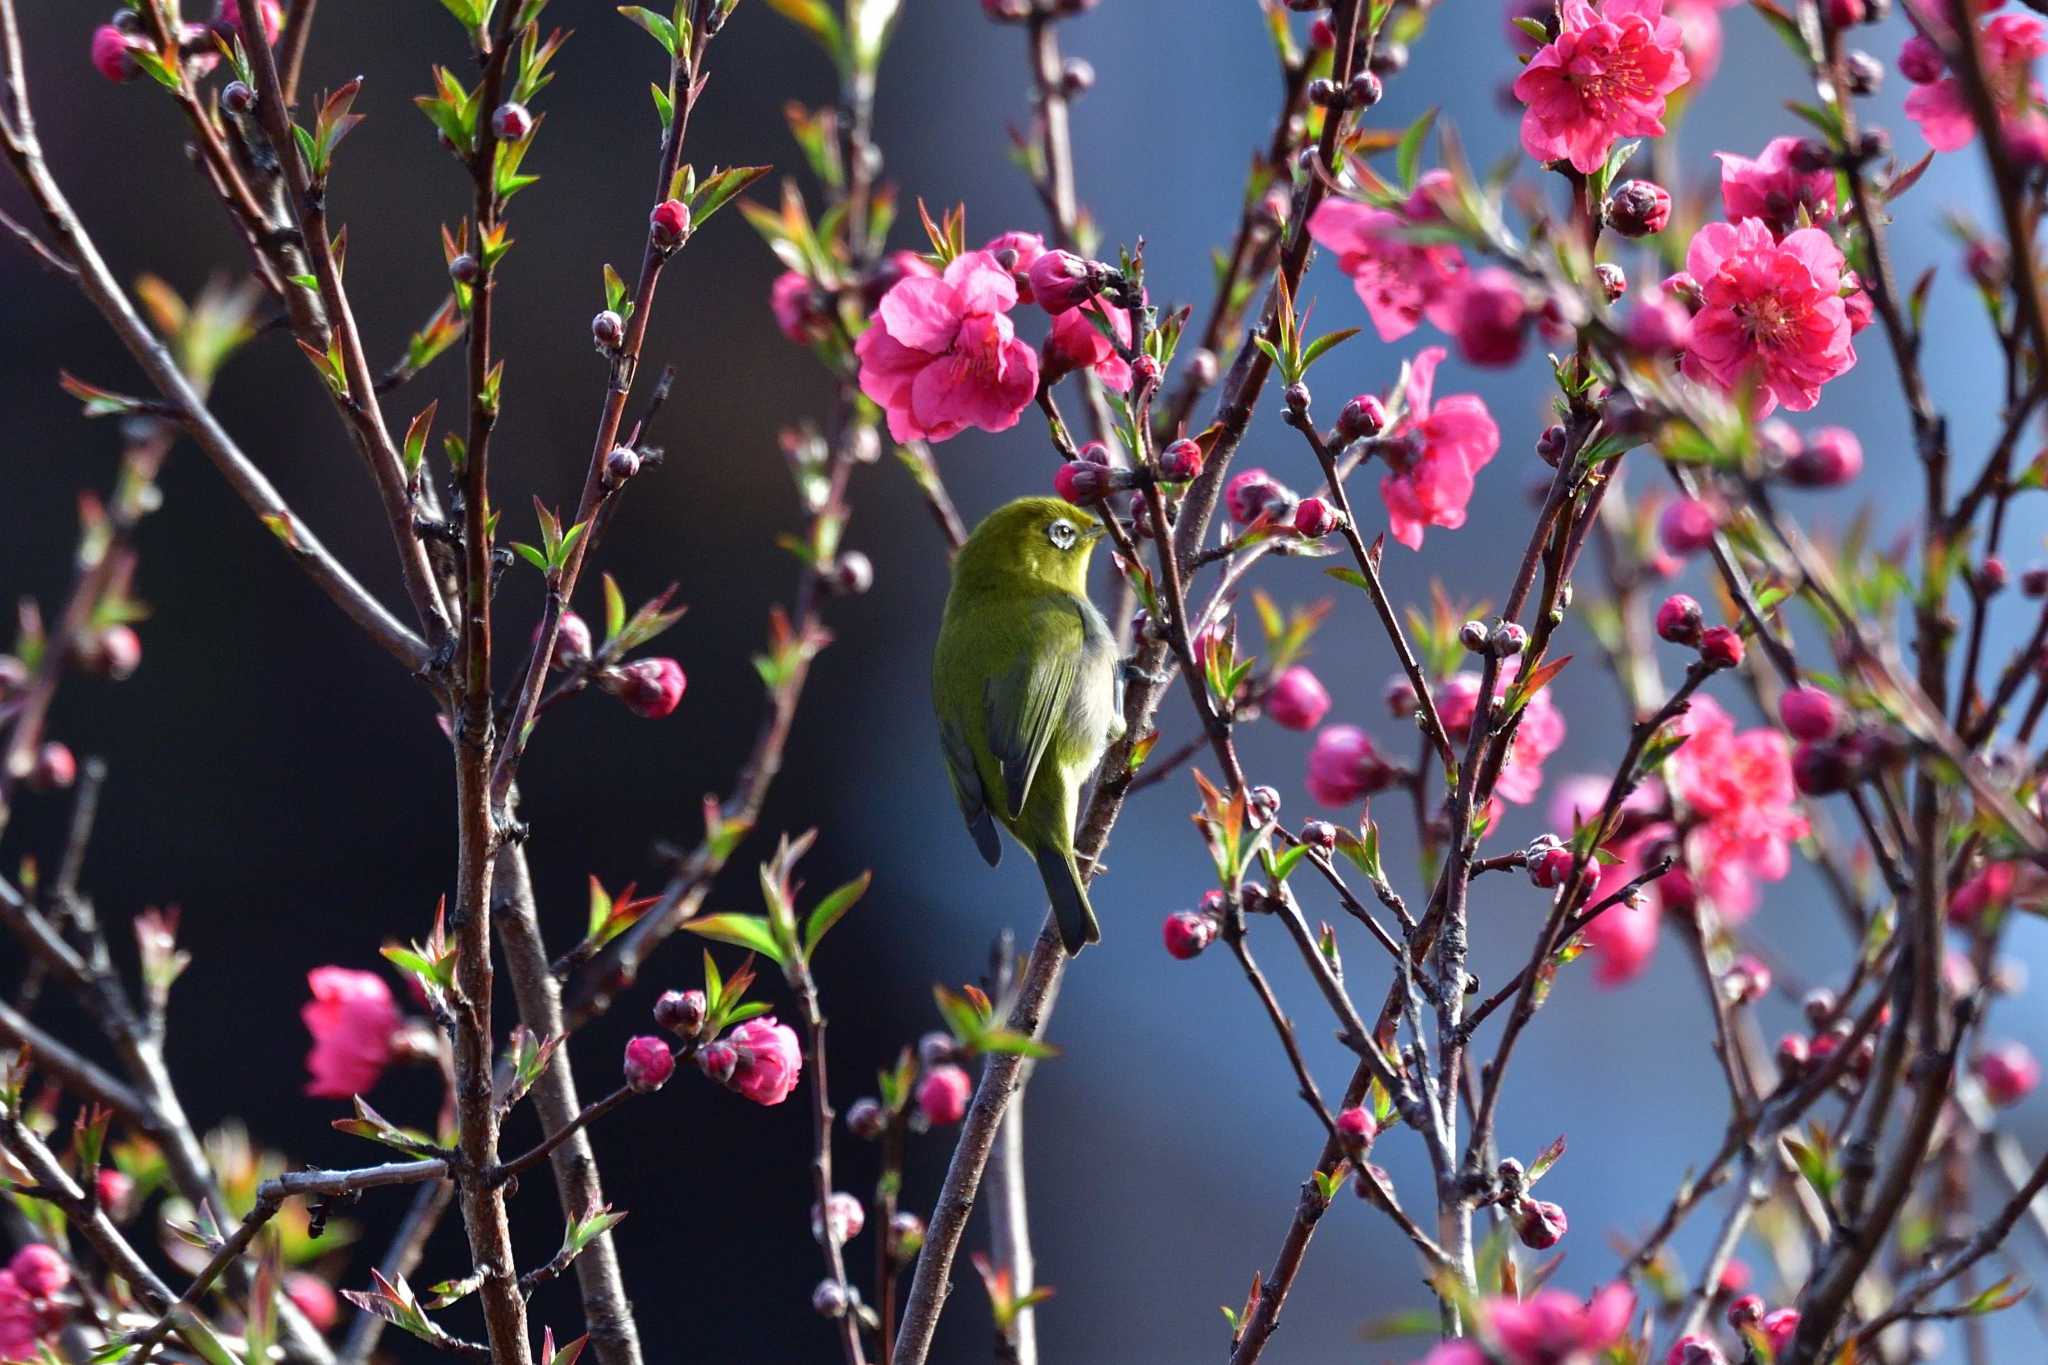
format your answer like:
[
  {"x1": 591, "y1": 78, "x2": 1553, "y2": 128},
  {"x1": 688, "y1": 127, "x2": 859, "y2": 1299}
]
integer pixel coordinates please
[
  {"x1": 301, "y1": 967, "x2": 400, "y2": 1099},
  {"x1": 1906, "y1": 13, "x2": 2048, "y2": 151},
  {"x1": 0, "y1": 1273, "x2": 38, "y2": 1361},
  {"x1": 1952, "y1": 861, "x2": 2018, "y2": 924},
  {"x1": 1584, "y1": 838, "x2": 1667, "y2": 983},
  {"x1": 918, "y1": 1063, "x2": 973, "y2": 1125},
  {"x1": 1267, "y1": 666, "x2": 1332, "y2": 731},
  {"x1": 1666, "y1": 696, "x2": 1808, "y2": 921},
  {"x1": 770, "y1": 271, "x2": 829, "y2": 344},
  {"x1": 1681, "y1": 218, "x2": 1856, "y2": 415},
  {"x1": 1437, "y1": 661, "x2": 1565, "y2": 805},
  {"x1": 1306, "y1": 725, "x2": 1396, "y2": 806},
  {"x1": 1413, "y1": 1344, "x2": 1489, "y2": 1365},
  {"x1": 1977, "y1": 1041, "x2": 2041, "y2": 1105},
  {"x1": 981, "y1": 230, "x2": 1045, "y2": 298},
  {"x1": 286, "y1": 1273, "x2": 340, "y2": 1332},
  {"x1": 1380, "y1": 348, "x2": 1500, "y2": 550},
  {"x1": 1717, "y1": 137, "x2": 1838, "y2": 235},
  {"x1": 1514, "y1": 0, "x2": 1690, "y2": 174},
  {"x1": 1449, "y1": 267, "x2": 1533, "y2": 367},
  {"x1": 1487, "y1": 1283, "x2": 1635, "y2": 1365},
  {"x1": 1044, "y1": 296, "x2": 1135, "y2": 392},
  {"x1": 8, "y1": 1247, "x2": 66, "y2": 1301},
  {"x1": 1307, "y1": 200, "x2": 1468, "y2": 342},
  {"x1": 724, "y1": 1016, "x2": 803, "y2": 1106},
  {"x1": 855, "y1": 250, "x2": 1039, "y2": 443}
]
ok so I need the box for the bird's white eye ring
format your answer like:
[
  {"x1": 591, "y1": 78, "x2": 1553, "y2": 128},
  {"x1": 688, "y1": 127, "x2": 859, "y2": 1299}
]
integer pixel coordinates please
[{"x1": 1047, "y1": 519, "x2": 1078, "y2": 550}]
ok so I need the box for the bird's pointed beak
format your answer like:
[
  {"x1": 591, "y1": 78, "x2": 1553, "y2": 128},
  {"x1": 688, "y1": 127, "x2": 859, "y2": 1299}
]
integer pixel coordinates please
[{"x1": 1082, "y1": 521, "x2": 1108, "y2": 544}]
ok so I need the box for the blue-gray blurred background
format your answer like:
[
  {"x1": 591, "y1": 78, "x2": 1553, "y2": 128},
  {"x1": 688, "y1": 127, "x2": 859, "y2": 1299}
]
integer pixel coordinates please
[{"x1": 3, "y1": 1, "x2": 2046, "y2": 1360}]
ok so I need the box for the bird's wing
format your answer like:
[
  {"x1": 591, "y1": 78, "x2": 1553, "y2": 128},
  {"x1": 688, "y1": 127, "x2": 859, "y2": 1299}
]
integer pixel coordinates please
[
  {"x1": 984, "y1": 601, "x2": 1084, "y2": 821},
  {"x1": 939, "y1": 711, "x2": 1003, "y2": 867}
]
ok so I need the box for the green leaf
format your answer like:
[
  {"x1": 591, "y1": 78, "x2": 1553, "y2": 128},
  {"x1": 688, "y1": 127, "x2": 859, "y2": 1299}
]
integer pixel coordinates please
[
  {"x1": 1325, "y1": 566, "x2": 1370, "y2": 592},
  {"x1": 1297, "y1": 327, "x2": 1361, "y2": 375},
  {"x1": 602, "y1": 573, "x2": 628, "y2": 643},
  {"x1": 617, "y1": 5, "x2": 679, "y2": 54},
  {"x1": 1395, "y1": 108, "x2": 1438, "y2": 191},
  {"x1": 650, "y1": 81, "x2": 674, "y2": 133},
  {"x1": 681, "y1": 913, "x2": 787, "y2": 966},
  {"x1": 802, "y1": 871, "x2": 871, "y2": 957},
  {"x1": 688, "y1": 165, "x2": 773, "y2": 227}
]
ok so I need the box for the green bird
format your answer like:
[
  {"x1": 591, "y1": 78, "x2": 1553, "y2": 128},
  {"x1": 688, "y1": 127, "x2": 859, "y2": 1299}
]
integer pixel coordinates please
[{"x1": 933, "y1": 497, "x2": 1125, "y2": 954}]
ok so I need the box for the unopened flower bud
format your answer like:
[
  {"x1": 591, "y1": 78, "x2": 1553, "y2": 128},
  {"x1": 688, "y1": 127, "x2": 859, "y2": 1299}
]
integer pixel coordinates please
[
  {"x1": 604, "y1": 658, "x2": 686, "y2": 718},
  {"x1": 1131, "y1": 353, "x2": 1161, "y2": 390},
  {"x1": 622, "y1": 1035, "x2": 675, "y2": 1093},
  {"x1": 1310, "y1": 17, "x2": 1336, "y2": 47},
  {"x1": 1777, "y1": 1032, "x2": 1811, "y2": 1077},
  {"x1": 917, "y1": 1063, "x2": 972, "y2": 1125},
  {"x1": 2022, "y1": 564, "x2": 2048, "y2": 597},
  {"x1": 812, "y1": 1279, "x2": 850, "y2": 1318},
  {"x1": 829, "y1": 551, "x2": 874, "y2": 596},
  {"x1": 1459, "y1": 620, "x2": 1491, "y2": 654},
  {"x1": 1977, "y1": 556, "x2": 2009, "y2": 595},
  {"x1": 1370, "y1": 40, "x2": 1408, "y2": 75},
  {"x1": 653, "y1": 989, "x2": 706, "y2": 1036},
  {"x1": 696, "y1": 1039, "x2": 738, "y2": 1084},
  {"x1": 1054, "y1": 459, "x2": 1113, "y2": 503},
  {"x1": 1594, "y1": 261, "x2": 1627, "y2": 302},
  {"x1": 222, "y1": 79, "x2": 256, "y2": 113},
  {"x1": 1535, "y1": 423, "x2": 1569, "y2": 466},
  {"x1": 1349, "y1": 71, "x2": 1384, "y2": 108},
  {"x1": 1605, "y1": 179, "x2": 1672, "y2": 237},
  {"x1": 29, "y1": 742, "x2": 76, "y2": 792},
  {"x1": 1789, "y1": 139, "x2": 1833, "y2": 174},
  {"x1": 1337, "y1": 394, "x2": 1388, "y2": 441},
  {"x1": 650, "y1": 198, "x2": 690, "y2": 249},
  {"x1": 1301, "y1": 819, "x2": 1338, "y2": 849},
  {"x1": 86, "y1": 624, "x2": 142, "y2": 680},
  {"x1": 1187, "y1": 348, "x2": 1220, "y2": 387},
  {"x1": 1060, "y1": 57, "x2": 1094, "y2": 95},
  {"x1": 1655, "y1": 594, "x2": 1702, "y2": 645},
  {"x1": 491, "y1": 101, "x2": 532, "y2": 142},
  {"x1": 1526, "y1": 838, "x2": 1576, "y2": 889},
  {"x1": 1658, "y1": 496, "x2": 1719, "y2": 556},
  {"x1": 1785, "y1": 427, "x2": 1862, "y2": 486},
  {"x1": 1267, "y1": 666, "x2": 1331, "y2": 731},
  {"x1": 1778, "y1": 685, "x2": 1841, "y2": 740},
  {"x1": 1283, "y1": 381, "x2": 1311, "y2": 415},
  {"x1": 1157, "y1": 437, "x2": 1203, "y2": 482},
  {"x1": 592, "y1": 309, "x2": 625, "y2": 350},
  {"x1": 918, "y1": 1032, "x2": 956, "y2": 1068},
  {"x1": 605, "y1": 446, "x2": 641, "y2": 486},
  {"x1": 1976, "y1": 1041, "x2": 2041, "y2": 1106},
  {"x1": 1698, "y1": 625, "x2": 1744, "y2": 670},
  {"x1": 1225, "y1": 469, "x2": 1294, "y2": 525},
  {"x1": 1728, "y1": 1294, "x2": 1765, "y2": 1331},
  {"x1": 1844, "y1": 49, "x2": 1883, "y2": 95},
  {"x1": 888, "y1": 1211, "x2": 926, "y2": 1258},
  {"x1": 1027, "y1": 250, "x2": 1099, "y2": 315},
  {"x1": 811, "y1": 1191, "x2": 865, "y2": 1245},
  {"x1": 91, "y1": 24, "x2": 141, "y2": 81},
  {"x1": 1334, "y1": 1105, "x2": 1377, "y2": 1150},
  {"x1": 1249, "y1": 785, "x2": 1282, "y2": 823},
  {"x1": 1761, "y1": 1310, "x2": 1801, "y2": 1356},
  {"x1": 1163, "y1": 910, "x2": 1215, "y2": 960},
  {"x1": 1514, "y1": 1198, "x2": 1568, "y2": 1249},
  {"x1": 1307, "y1": 77, "x2": 1340, "y2": 108},
  {"x1": 1383, "y1": 674, "x2": 1419, "y2": 719},
  {"x1": 1968, "y1": 239, "x2": 2010, "y2": 290},
  {"x1": 1724, "y1": 954, "x2": 1772, "y2": 1005},
  {"x1": 1492, "y1": 622, "x2": 1528, "y2": 656},
  {"x1": 846, "y1": 1097, "x2": 886, "y2": 1140},
  {"x1": 1802, "y1": 988, "x2": 1838, "y2": 1026},
  {"x1": 1293, "y1": 496, "x2": 1340, "y2": 538},
  {"x1": 449, "y1": 254, "x2": 480, "y2": 285}
]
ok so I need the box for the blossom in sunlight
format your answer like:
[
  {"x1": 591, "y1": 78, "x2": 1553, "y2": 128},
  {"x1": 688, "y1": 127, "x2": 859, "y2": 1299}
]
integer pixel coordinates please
[
  {"x1": 1306, "y1": 199, "x2": 1468, "y2": 343},
  {"x1": 1681, "y1": 218, "x2": 1856, "y2": 415},
  {"x1": 1488, "y1": 1284, "x2": 1636, "y2": 1364},
  {"x1": 855, "y1": 250, "x2": 1039, "y2": 443},
  {"x1": 301, "y1": 967, "x2": 400, "y2": 1099},
  {"x1": 1904, "y1": 12, "x2": 2048, "y2": 152},
  {"x1": 1379, "y1": 348, "x2": 1501, "y2": 550},
  {"x1": 1717, "y1": 137, "x2": 1838, "y2": 236},
  {"x1": 1666, "y1": 695, "x2": 1808, "y2": 921},
  {"x1": 1514, "y1": 0, "x2": 1690, "y2": 174}
]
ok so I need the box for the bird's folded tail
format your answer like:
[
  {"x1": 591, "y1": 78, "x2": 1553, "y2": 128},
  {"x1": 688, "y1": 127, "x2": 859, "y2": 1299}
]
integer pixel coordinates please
[{"x1": 1035, "y1": 844, "x2": 1101, "y2": 954}]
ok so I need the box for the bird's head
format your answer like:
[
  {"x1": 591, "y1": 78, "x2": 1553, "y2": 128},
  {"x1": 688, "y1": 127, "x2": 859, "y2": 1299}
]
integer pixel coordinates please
[{"x1": 955, "y1": 496, "x2": 1106, "y2": 596}]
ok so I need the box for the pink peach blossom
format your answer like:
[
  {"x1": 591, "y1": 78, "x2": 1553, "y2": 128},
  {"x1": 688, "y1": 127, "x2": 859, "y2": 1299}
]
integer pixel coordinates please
[
  {"x1": 1488, "y1": 1283, "x2": 1636, "y2": 1364},
  {"x1": 1307, "y1": 200, "x2": 1468, "y2": 342},
  {"x1": 1905, "y1": 13, "x2": 2048, "y2": 151},
  {"x1": 1717, "y1": 137, "x2": 1838, "y2": 235},
  {"x1": 1044, "y1": 296, "x2": 1134, "y2": 392},
  {"x1": 1681, "y1": 218, "x2": 1857, "y2": 415},
  {"x1": 725, "y1": 1016, "x2": 803, "y2": 1106},
  {"x1": 855, "y1": 250, "x2": 1040, "y2": 443},
  {"x1": 1379, "y1": 348, "x2": 1501, "y2": 549},
  {"x1": 1584, "y1": 841, "x2": 1667, "y2": 983},
  {"x1": 1514, "y1": 0, "x2": 1690, "y2": 174},
  {"x1": 1952, "y1": 861, "x2": 2018, "y2": 924},
  {"x1": 1267, "y1": 666, "x2": 1332, "y2": 731},
  {"x1": 1669, "y1": 0, "x2": 1738, "y2": 85},
  {"x1": 301, "y1": 967, "x2": 400, "y2": 1099},
  {"x1": 1306, "y1": 725, "x2": 1396, "y2": 806},
  {"x1": 1666, "y1": 695, "x2": 1809, "y2": 921}
]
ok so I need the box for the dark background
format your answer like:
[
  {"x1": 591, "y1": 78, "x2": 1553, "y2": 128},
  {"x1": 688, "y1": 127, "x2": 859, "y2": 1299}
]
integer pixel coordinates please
[{"x1": 3, "y1": 2, "x2": 2046, "y2": 1361}]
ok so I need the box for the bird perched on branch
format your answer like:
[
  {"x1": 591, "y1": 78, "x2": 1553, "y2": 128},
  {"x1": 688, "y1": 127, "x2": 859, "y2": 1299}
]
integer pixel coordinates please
[{"x1": 932, "y1": 497, "x2": 1124, "y2": 953}]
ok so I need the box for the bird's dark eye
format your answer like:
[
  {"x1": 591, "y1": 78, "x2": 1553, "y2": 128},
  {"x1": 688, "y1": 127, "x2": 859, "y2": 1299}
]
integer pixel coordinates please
[{"x1": 1047, "y1": 519, "x2": 1078, "y2": 551}]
